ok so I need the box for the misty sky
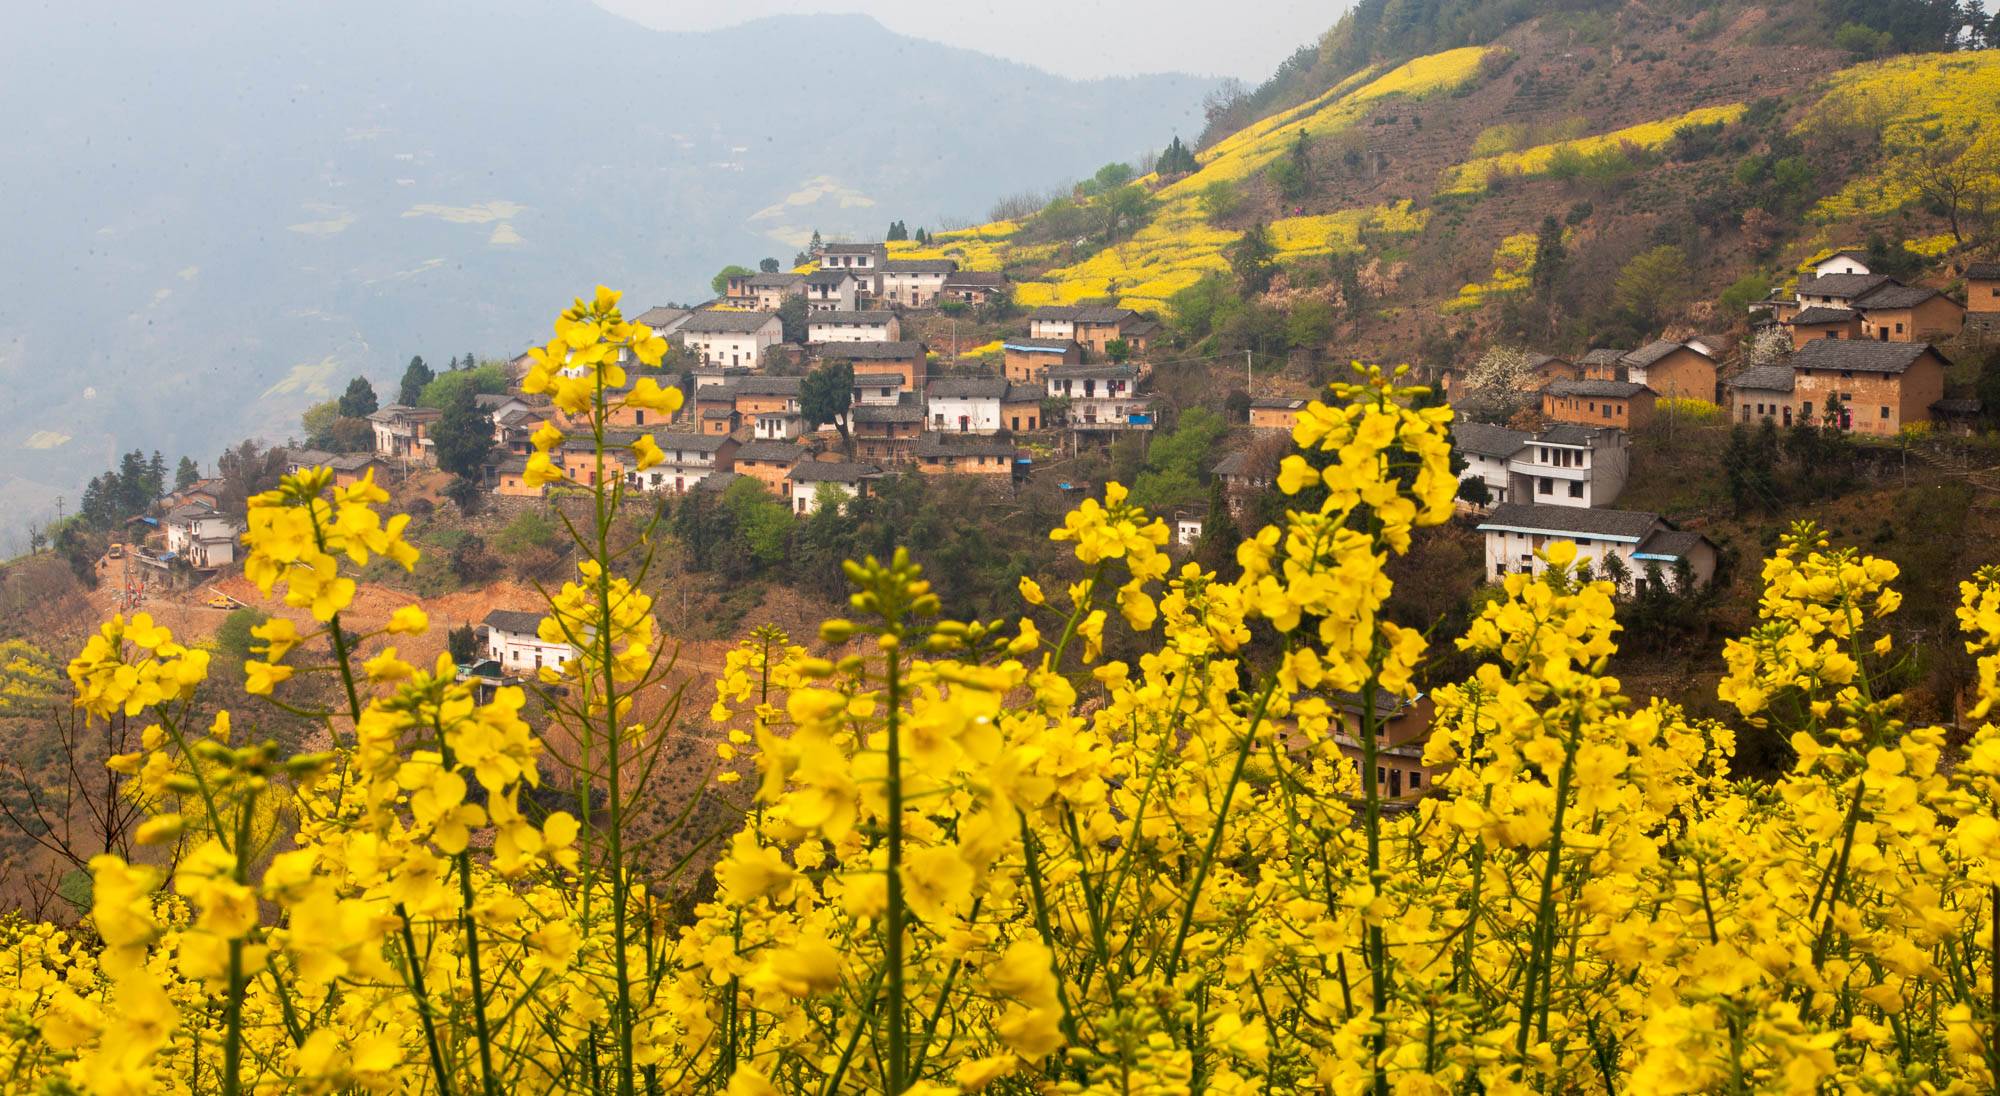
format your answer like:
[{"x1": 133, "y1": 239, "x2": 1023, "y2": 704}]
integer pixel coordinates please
[{"x1": 591, "y1": 0, "x2": 1344, "y2": 79}]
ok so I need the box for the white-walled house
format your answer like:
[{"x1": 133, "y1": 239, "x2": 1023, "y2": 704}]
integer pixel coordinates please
[
  {"x1": 483, "y1": 609, "x2": 575, "y2": 675},
  {"x1": 1046, "y1": 364, "x2": 1152, "y2": 433},
  {"x1": 818, "y1": 242, "x2": 887, "y2": 282},
  {"x1": 1475, "y1": 504, "x2": 1715, "y2": 590},
  {"x1": 626, "y1": 432, "x2": 737, "y2": 495},
  {"x1": 804, "y1": 270, "x2": 862, "y2": 312},
  {"x1": 1452, "y1": 421, "x2": 1532, "y2": 509},
  {"x1": 163, "y1": 503, "x2": 241, "y2": 569},
  {"x1": 808, "y1": 311, "x2": 900, "y2": 344},
  {"x1": 369, "y1": 405, "x2": 442, "y2": 464},
  {"x1": 879, "y1": 260, "x2": 957, "y2": 307},
  {"x1": 786, "y1": 461, "x2": 882, "y2": 515},
  {"x1": 927, "y1": 377, "x2": 1025, "y2": 434},
  {"x1": 1809, "y1": 249, "x2": 1873, "y2": 278},
  {"x1": 1507, "y1": 424, "x2": 1629, "y2": 508},
  {"x1": 680, "y1": 310, "x2": 782, "y2": 368}
]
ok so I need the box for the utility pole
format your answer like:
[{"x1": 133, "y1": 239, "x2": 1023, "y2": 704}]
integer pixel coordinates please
[
  {"x1": 1245, "y1": 350, "x2": 1253, "y2": 396},
  {"x1": 56, "y1": 496, "x2": 63, "y2": 524}
]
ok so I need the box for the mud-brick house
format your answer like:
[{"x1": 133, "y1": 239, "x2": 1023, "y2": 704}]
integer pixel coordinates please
[
  {"x1": 941, "y1": 270, "x2": 1010, "y2": 306},
  {"x1": 852, "y1": 394, "x2": 927, "y2": 465},
  {"x1": 1967, "y1": 262, "x2": 2000, "y2": 319},
  {"x1": 1787, "y1": 306, "x2": 1863, "y2": 348},
  {"x1": 1855, "y1": 284, "x2": 1965, "y2": 344},
  {"x1": 1248, "y1": 396, "x2": 1309, "y2": 432},
  {"x1": 732, "y1": 440, "x2": 808, "y2": 497},
  {"x1": 913, "y1": 432, "x2": 1017, "y2": 477},
  {"x1": 1542, "y1": 380, "x2": 1655, "y2": 431},
  {"x1": 1786, "y1": 339, "x2": 1948, "y2": 437},
  {"x1": 1619, "y1": 340, "x2": 1717, "y2": 402},
  {"x1": 818, "y1": 340, "x2": 929, "y2": 392},
  {"x1": 1003, "y1": 338, "x2": 1081, "y2": 384},
  {"x1": 1725, "y1": 364, "x2": 1798, "y2": 427}
]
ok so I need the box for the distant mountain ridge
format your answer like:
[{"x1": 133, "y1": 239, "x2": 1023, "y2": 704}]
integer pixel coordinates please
[{"x1": 0, "y1": 0, "x2": 1214, "y2": 548}]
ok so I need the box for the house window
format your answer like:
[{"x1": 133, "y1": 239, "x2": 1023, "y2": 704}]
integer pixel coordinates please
[
  {"x1": 1539, "y1": 477, "x2": 1553, "y2": 495},
  {"x1": 1880, "y1": 406, "x2": 1890, "y2": 419},
  {"x1": 1409, "y1": 771, "x2": 1422, "y2": 789},
  {"x1": 1568, "y1": 481, "x2": 1583, "y2": 499},
  {"x1": 1896, "y1": 322, "x2": 1905, "y2": 334}
]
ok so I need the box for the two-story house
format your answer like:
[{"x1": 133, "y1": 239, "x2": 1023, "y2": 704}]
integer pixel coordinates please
[
  {"x1": 1047, "y1": 364, "x2": 1152, "y2": 434},
  {"x1": 1787, "y1": 306, "x2": 1863, "y2": 347},
  {"x1": 1967, "y1": 262, "x2": 2000, "y2": 319},
  {"x1": 803, "y1": 270, "x2": 862, "y2": 312},
  {"x1": 680, "y1": 310, "x2": 782, "y2": 368},
  {"x1": 1507, "y1": 424, "x2": 1629, "y2": 508},
  {"x1": 1619, "y1": 341, "x2": 1717, "y2": 402},
  {"x1": 941, "y1": 270, "x2": 1010, "y2": 306},
  {"x1": 163, "y1": 503, "x2": 242, "y2": 570},
  {"x1": 1452, "y1": 421, "x2": 1533, "y2": 509},
  {"x1": 369, "y1": 405, "x2": 443, "y2": 465},
  {"x1": 1475, "y1": 504, "x2": 1716, "y2": 589},
  {"x1": 630, "y1": 432, "x2": 738, "y2": 495},
  {"x1": 1854, "y1": 284, "x2": 1965, "y2": 343},
  {"x1": 733, "y1": 439, "x2": 808, "y2": 497},
  {"x1": 1542, "y1": 380, "x2": 1655, "y2": 430},
  {"x1": 851, "y1": 393, "x2": 927, "y2": 465},
  {"x1": 1725, "y1": 363, "x2": 1798, "y2": 427},
  {"x1": 817, "y1": 242, "x2": 887, "y2": 288},
  {"x1": 732, "y1": 376, "x2": 804, "y2": 440},
  {"x1": 722, "y1": 271, "x2": 759, "y2": 308},
  {"x1": 1027, "y1": 306, "x2": 1154, "y2": 357},
  {"x1": 927, "y1": 378, "x2": 1041, "y2": 434},
  {"x1": 913, "y1": 433, "x2": 1017, "y2": 477},
  {"x1": 1003, "y1": 338, "x2": 1081, "y2": 383},
  {"x1": 746, "y1": 272, "x2": 806, "y2": 310},
  {"x1": 1211, "y1": 449, "x2": 1273, "y2": 522},
  {"x1": 1785, "y1": 339, "x2": 1949, "y2": 436},
  {"x1": 879, "y1": 259, "x2": 957, "y2": 308},
  {"x1": 808, "y1": 311, "x2": 900, "y2": 344},
  {"x1": 816, "y1": 340, "x2": 928, "y2": 392}
]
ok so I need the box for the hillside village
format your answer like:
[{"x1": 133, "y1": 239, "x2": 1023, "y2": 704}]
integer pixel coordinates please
[{"x1": 19, "y1": 1, "x2": 2000, "y2": 804}]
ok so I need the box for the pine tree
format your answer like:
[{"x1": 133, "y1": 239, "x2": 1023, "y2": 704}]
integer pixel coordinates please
[
  {"x1": 433, "y1": 384, "x2": 493, "y2": 482},
  {"x1": 338, "y1": 376, "x2": 379, "y2": 418},
  {"x1": 1530, "y1": 215, "x2": 1566, "y2": 299},
  {"x1": 399, "y1": 355, "x2": 434, "y2": 406},
  {"x1": 144, "y1": 451, "x2": 167, "y2": 503},
  {"x1": 463, "y1": 352, "x2": 476, "y2": 373},
  {"x1": 1158, "y1": 136, "x2": 1198, "y2": 176},
  {"x1": 808, "y1": 229, "x2": 824, "y2": 256},
  {"x1": 175, "y1": 456, "x2": 200, "y2": 490},
  {"x1": 116, "y1": 451, "x2": 150, "y2": 518}
]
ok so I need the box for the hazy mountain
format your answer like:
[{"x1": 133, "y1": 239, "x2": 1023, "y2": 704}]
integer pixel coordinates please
[{"x1": 0, "y1": 0, "x2": 1212, "y2": 546}]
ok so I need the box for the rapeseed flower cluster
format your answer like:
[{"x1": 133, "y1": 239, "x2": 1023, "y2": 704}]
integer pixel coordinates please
[{"x1": 15, "y1": 294, "x2": 2000, "y2": 1095}]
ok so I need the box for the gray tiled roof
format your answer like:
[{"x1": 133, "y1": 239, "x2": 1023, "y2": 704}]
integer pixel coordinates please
[
  {"x1": 944, "y1": 270, "x2": 1009, "y2": 287},
  {"x1": 914, "y1": 433, "x2": 1017, "y2": 458},
  {"x1": 733, "y1": 376, "x2": 803, "y2": 396},
  {"x1": 680, "y1": 310, "x2": 778, "y2": 334},
  {"x1": 694, "y1": 471, "x2": 744, "y2": 493},
  {"x1": 1856, "y1": 284, "x2": 1947, "y2": 310},
  {"x1": 1934, "y1": 397, "x2": 1984, "y2": 414},
  {"x1": 1636, "y1": 529, "x2": 1711, "y2": 560},
  {"x1": 1622, "y1": 339, "x2": 1709, "y2": 368},
  {"x1": 1477, "y1": 503, "x2": 1664, "y2": 541},
  {"x1": 852, "y1": 373, "x2": 904, "y2": 386},
  {"x1": 1799, "y1": 272, "x2": 1894, "y2": 299},
  {"x1": 852, "y1": 393, "x2": 926, "y2": 423},
  {"x1": 483, "y1": 609, "x2": 546, "y2": 635},
  {"x1": 735, "y1": 440, "x2": 807, "y2": 462},
  {"x1": 1579, "y1": 348, "x2": 1629, "y2": 366},
  {"x1": 747, "y1": 272, "x2": 804, "y2": 287},
  {"x1": 1790, "y1": 307, "x2": 1857, "y2": 325},
  {"x1": 1536, "y1": 424, "x2": 1604, "y2": 446},
  {"x1": 789, "y1": 461, "x2": 882, "y2": 482},
  {"x1": 804, "y1": 270, "x2": 859, "y2": 287},
  {"x1": 633, "y1": 306, "x2": 690, "y2": 327},
  {"x1": 1548, "y1": 379, "x2": 1648, "y2": 398},
  {"x1": 1047, "y1": 363, "x2": 1141, "y2": 381},
  {"x1": 1452, "y1": 421, "x2": 1531, "y2": 459},
  {"x1": 809, "y1": 311, "x2": 896, "y2": 325},
  {"x1": 811, "y1": 340, "x2": 925, "y2": 360},
  {"x1": 881, "y1": 259, "x2": 958, "y2": 274},
  {"x1": 651, "y1": 431, "x2": 731, "y2": 453},
  {"x1": 928, "y1": 377, "x2": 1012, "y2": 399},
  {"x1": 1250, "y1": 396, "x2": 1309, "y2": 410},
  {"x1": 821, "y1": 243, "x2": 885, "y2": 255},
  {"x1": 1028, "y1": 305, "x2": 1140, "y2": 323},
  {"x1": 1726, "y1": 364, "x2": 1796, "y2": 392},
  {"x1": 1789, "y1": 339, "x2": 1939, "y2": 376},
  {"x1": 1003, "y1": 338, "x2": 1077, "y2": 353},
  {"x1": 1966, "y1": 262, "x2": 2000, "y2": 280},
  {"x1": 1212, "y1": 451, "x2": 1254, "y2": 477}
]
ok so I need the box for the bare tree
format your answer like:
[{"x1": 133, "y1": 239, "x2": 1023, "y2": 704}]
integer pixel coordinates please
[{"x1": 1908, "y1": 132, "x2": 2000, "y2": 248}]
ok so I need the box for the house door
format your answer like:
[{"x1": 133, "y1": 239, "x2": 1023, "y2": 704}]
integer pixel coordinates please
[
  {"x1": 1782, "y1": 407, "x2": 1792, "y2": 427},
  {"x1": 958, "y1": 415, "x2": 969, "y2": 432},
  {"x1": 1389, "y1": 769, "x2": 1403, "y2": 797}
]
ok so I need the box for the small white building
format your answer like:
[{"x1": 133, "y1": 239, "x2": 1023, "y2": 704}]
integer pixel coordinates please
[
  {"x1": 1475, "y1": 504, "x2": 1715, "y2": 590},
  {"x1": 680, "y1": 310, "x2": 782, "y2": 369},
  {"x1": 817, "y1": 242, "x2": 887, "y2": 281},
  {"x1": 1808, "y1": 249, "x2": 1873, "y2": 279},
  {"x1": 1175, "y1": 510, "x2": 1205, "y2": 548},
  {"x1": 163, "y1": 503, "x2": 241, "y2": 570},
  {"x1": 627, "y1": 432, "x2": 737, "y2": 495},
  {"x1": 1507, "y1": 424, "x2": 1629, "y2": 509},
  {"x1": 926, "y1": 377, "x2": 1041, "y2": 434},
  {"x1": 483, "y1": 609, "x2": 575, "y2": 675},
  {"x1": 853, "y1": 372, "x2": 906, "y2": 407},
  {"x1": 746, "y1": 273, "x2": 806, "y2": 311},
  {"x1": 879, "y1": 259, "x2": 957, "y2": 308},
  {"x1": 808, "y1": 311, "x2": 900, "y2": 344},
  {"x1": 787, "y1": 461, "x2": 882, "y2": 515},
  {"x1": 804, "y1": 270, "x2": 862, "y2": 312}
]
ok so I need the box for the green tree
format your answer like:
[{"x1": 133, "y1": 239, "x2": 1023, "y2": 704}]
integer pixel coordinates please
[
  {"x1": 1225, "y1": 221, "x2": 1277, "y2": 295},
  {"x1": 1093, "y1": 161, "x2": 1135, "y2": 191},
  {"x1": 778, "y1": 294, "x2": 810, "y2": 344},
  {"x1": 1198, "y1": 179, "x2": 1242, "y2": 221},
  {"x1": 1158, "y1": 135, "x2": 1199, "y2": 176},
  {"x1": 1130, "y1": 407, "x2": 1229, "y2": 513},
  {"x1": 419, "y1": 363, "x2": 508, "y2": 409},
  {"x1": 214, "y1": 607, "x2": 270, "y2": 670},
  {"x1": 802, "y1": 361, "x2": 855, "y2": 453},
  {"x1": 713, "y1": 265, "x2": 753, "y2": 297},
  {"x1": 433, "y1": 384, "x2": 493, "y2": 483},
  {"x1": 338, "y1": 376, "x2": 379, "y2": 419},
  {"x1": 398, "y1": 355, "x2": 434, "y2": 406},
  {"x1": 886, "y1": 221, "x2": 908, "y2": 241},
  {"x1": 1105, "y1": 338, "x2": 1133, "y2": 364},
  {"x1": 1285, "y1": 299, "x2": 1336, "y2": 350},
  {"x1": 1612, "y1": 244, "x2": 1691, "y2": 326},
  {"x1": 174, "y1": 456, "x2": 200, "y2": 491},
  {"x1": 1268, "y1": 129, "x2": 1314, "y2": 201},
  {"x1": 759, "y1": 257, "x2": 781, "y2": 273},
  {"x1": 1529, "y1": 215, "x2": 1565, "y2": 299},
  {"x1": 447, "y1": 624, "x2": 480, "y2": 666},
  {"x1": 144, "y1": 452, "x2": 167, "y2": 504},
  {"x1": 301, "y1": 400, "x2": 341, "y2": 445}
]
